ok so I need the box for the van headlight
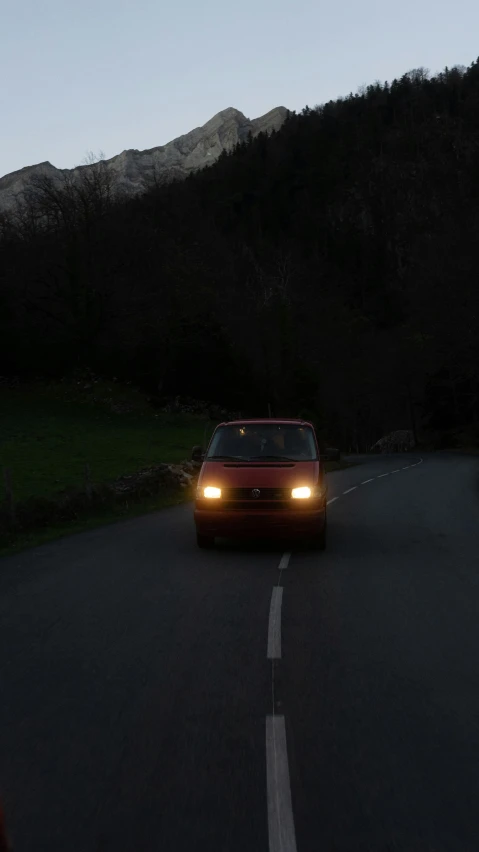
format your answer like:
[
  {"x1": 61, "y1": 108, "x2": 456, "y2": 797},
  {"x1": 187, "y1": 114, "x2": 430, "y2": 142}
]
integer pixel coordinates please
[
  {"x1": 203, "y1": 486, "x2": 222, "y2": 499},
  {"x1": 292, "y1": 486, "x2": 312, "y2": 499}
]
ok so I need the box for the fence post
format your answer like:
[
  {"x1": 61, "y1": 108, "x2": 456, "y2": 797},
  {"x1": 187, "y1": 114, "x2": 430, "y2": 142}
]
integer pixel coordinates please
[{"x1": 4, "y1": 468, "x2": 16, "y2": 527}]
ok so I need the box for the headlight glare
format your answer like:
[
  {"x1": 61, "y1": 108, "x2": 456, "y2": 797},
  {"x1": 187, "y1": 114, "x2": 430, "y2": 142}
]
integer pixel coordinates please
[
  {"x1": 292, "y1": 486, "x2": 312, "y2": 499},
  {"x1": 203, "y1": 486, "x2": 222, "y2": 499}
]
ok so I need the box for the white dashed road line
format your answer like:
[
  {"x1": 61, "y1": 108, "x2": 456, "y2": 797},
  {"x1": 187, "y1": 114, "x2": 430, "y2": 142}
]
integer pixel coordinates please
[
  {"x1": 266, "y1": 561, "x2": 297, "y2": 851},
  {"x1": 278, "y1": 552, "x2": 291, "y2": 571},
  {"x1": 267, "y1": 587, "x2": 283, "y2": 660},
  {"x1": 264, "y1": 455, "x2": 424, "y2": 851},
  {"x1": 266, "y1": 715, "x2": 298, "y2": 852}
]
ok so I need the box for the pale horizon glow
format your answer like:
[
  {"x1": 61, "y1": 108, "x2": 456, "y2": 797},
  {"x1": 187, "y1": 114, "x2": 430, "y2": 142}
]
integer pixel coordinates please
[{"x1": 1, "y1": 0, "x2": 478, "y2": 177}]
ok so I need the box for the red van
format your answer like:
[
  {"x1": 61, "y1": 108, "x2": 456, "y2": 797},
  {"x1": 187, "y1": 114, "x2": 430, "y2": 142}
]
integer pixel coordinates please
[{"x1": 193, "y1": 419, "x2": 327, "y2": 549}]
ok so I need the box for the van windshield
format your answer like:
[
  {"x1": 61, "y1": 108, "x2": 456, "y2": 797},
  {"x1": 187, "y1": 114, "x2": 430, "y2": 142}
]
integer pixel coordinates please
[{"x1": 206, "y1": 424, "x2": 318, "y2": 461}]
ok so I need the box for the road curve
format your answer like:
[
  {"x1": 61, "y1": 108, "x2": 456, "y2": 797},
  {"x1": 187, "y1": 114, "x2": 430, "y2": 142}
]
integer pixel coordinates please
[{"x1": 1, "y1": 453, "x2": 479, "y2": 850}]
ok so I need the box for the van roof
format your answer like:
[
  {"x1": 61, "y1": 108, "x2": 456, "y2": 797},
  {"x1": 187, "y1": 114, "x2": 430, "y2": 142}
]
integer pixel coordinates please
[{"x1": 218, "y1": 418, "x2": 314, "y2": 427}]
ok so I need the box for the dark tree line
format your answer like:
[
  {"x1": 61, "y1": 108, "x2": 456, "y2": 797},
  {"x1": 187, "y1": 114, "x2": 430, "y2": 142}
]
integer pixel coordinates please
[{"x1": 1, "y1": 59, "x2": 479, "y2": 450}]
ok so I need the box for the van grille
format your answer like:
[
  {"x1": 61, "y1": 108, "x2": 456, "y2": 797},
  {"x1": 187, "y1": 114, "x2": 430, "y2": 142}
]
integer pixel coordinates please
[
  {"x1": 197, "y1": 487, "x2": 322, "y2": 512},
  {"x1": 224, "y1": 487, "x2": 291, "y2": 501},
  {"x1": 218, "y1": 486, "x2": 302, "y2": 512}
]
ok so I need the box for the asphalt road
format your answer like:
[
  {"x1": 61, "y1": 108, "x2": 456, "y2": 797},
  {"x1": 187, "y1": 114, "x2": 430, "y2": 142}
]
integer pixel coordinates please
[{"x1": 1, "y1": 452, "x2": 479, "y2": 851}]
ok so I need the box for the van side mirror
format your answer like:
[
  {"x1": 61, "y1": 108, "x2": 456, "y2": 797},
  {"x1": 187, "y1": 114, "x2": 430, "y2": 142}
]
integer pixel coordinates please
[{"x1": 192, "y1": 445, "x2": 204, "y2": 462}]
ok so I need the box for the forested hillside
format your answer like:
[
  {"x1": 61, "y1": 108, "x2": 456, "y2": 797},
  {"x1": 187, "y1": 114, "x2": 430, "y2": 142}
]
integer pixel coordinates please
[{"x1": 2, "y1": 59, "x2": 479, "y2": 450}]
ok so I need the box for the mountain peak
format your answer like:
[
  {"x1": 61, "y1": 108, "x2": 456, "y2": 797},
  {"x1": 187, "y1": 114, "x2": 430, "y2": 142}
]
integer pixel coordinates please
[{"x1": 0, "y1": 106, "x2": 289, "y2": 212}]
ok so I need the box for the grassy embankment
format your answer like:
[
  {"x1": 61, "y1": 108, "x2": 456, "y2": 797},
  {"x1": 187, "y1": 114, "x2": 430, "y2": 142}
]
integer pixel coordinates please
[
  {"x1": 0, "y1": 381, "x2": 212, "y2": 554},
  {"x1": 0, "y1": 381, "x2": 353, "y2": 555}
]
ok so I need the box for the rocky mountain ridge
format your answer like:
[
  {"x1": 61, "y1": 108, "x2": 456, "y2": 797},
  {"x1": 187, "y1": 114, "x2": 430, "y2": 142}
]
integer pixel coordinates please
[{"x1": 0, "y1": 106, "x2": 288, "y2": 212}]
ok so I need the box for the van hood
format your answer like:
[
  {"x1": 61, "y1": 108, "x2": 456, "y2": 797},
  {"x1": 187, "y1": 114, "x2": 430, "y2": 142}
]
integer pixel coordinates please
[{"x1": 198, "y1": 460, "x2": 320, "y2": 488}]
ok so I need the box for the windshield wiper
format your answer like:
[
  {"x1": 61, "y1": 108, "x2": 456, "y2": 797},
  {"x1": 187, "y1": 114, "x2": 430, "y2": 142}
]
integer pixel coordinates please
[
  {"x1": 247, "y1": 455, "x2": 298, "y2": 461},
  {"x1": 208, "y1": 454, "x2": 246, "y2": 461}
]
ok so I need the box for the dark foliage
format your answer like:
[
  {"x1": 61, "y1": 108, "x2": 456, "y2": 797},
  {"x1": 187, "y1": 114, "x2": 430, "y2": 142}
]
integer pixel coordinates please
[{"x1": 2, "y1": 59, "x2": 479, "y2": 449}]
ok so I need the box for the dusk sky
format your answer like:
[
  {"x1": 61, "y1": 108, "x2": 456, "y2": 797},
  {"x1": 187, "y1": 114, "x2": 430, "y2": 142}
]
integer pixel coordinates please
[{"x1": 2, "y1": 0, "x2": 478, "y2": 176}]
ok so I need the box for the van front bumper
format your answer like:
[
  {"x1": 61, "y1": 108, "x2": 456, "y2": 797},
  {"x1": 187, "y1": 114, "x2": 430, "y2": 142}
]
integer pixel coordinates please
[{"x1": 194, "y1": 501, "x2": 326, "y2": 539}]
